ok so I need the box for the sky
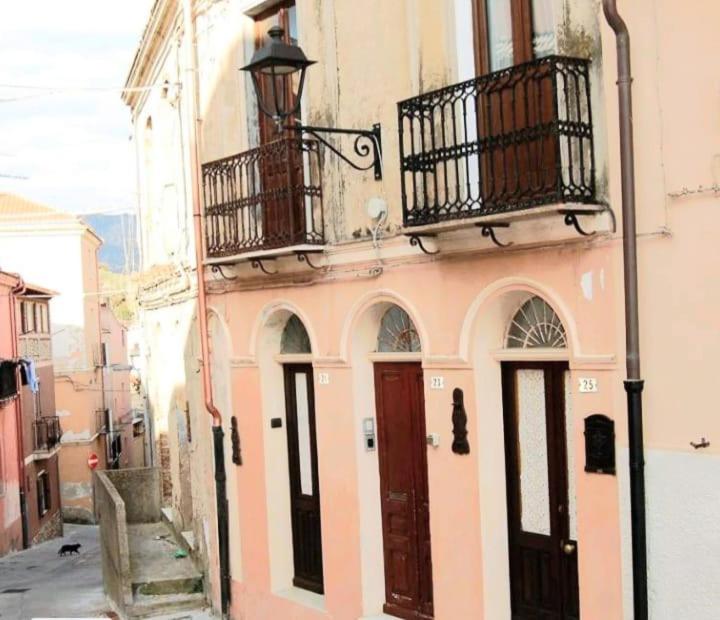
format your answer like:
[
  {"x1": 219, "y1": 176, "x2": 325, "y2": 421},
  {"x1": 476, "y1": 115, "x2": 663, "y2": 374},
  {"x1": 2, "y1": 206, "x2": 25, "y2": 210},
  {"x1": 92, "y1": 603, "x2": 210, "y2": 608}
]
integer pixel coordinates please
[{"x1": 0, "y1": 0, "x2": 155, "y2": 215}]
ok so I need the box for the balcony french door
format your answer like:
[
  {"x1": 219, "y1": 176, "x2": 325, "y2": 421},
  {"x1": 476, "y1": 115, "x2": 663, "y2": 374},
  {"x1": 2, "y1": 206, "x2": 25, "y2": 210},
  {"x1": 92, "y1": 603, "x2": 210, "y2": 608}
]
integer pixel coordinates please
[
  {"x1": 474, "y1": 0, "x2": 558, "y2": 204},
  {"x1": 254, "y1": 2, "x2": 307, "y2": 247}
]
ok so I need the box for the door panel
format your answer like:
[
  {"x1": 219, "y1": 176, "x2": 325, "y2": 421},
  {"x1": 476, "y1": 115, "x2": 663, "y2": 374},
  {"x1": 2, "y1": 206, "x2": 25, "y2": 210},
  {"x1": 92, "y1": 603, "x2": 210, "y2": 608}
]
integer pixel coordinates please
[
  {"x1": 374, "y1": 363, "x2": 433, "y2": 619},
  {"x1": 284, "y1": 364, "x2": 323, "y2": 593},
  {"x1": 502, "y1": 362, "x2": 579, "y2": 620}
]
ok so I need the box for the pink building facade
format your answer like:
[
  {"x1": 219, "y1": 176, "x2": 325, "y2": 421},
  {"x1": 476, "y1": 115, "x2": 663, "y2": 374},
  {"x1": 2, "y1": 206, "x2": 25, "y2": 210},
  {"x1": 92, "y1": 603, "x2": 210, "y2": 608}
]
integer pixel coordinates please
[
  {"x1": 0, "y1": 271, "x2": 23, "y2": 558},
  {"x1": 126, "y1": 1, "x2": 720, "y2": 619}
]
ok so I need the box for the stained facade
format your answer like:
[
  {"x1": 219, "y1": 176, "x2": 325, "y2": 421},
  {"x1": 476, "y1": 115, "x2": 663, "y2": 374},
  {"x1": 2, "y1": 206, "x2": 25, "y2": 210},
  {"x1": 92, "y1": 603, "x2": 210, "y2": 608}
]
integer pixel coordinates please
[{"x1": 125, "y1": 1, "x2": 720, "y2": 619}]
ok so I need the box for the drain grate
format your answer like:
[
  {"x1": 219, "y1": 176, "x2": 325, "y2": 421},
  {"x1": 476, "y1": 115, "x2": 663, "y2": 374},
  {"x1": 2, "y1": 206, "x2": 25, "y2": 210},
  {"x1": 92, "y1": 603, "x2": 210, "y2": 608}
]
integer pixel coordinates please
[{"x1": 2, "y1": 588, "x2": 30, "y2": 594}]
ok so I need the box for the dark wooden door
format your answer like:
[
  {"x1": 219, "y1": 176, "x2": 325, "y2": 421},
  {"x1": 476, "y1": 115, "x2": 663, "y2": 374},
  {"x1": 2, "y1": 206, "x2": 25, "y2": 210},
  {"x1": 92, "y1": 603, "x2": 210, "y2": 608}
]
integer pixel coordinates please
[
  {"x1": 283, "y1": 364, "x2": 324, "y2": 593},
  {"x1": 502, "y1": 362, "x2": 579, "y2": 620},
  {"x1": 374, "y1": 362, "x2": 433, "y2": 620},
  {"x1": 254, "y1": 3, "x2": 306, "y2": 247},
  {"x1": 473, "y1": 0, "x2": 558, "y2": 204}
]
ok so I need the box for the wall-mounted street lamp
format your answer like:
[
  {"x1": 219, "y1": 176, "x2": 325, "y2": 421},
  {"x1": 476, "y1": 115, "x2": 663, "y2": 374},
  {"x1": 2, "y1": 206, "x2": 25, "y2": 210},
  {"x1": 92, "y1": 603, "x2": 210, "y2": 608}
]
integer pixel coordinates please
[{"x1": 241, "y1": 26, "x2": 383, "y2": 180}]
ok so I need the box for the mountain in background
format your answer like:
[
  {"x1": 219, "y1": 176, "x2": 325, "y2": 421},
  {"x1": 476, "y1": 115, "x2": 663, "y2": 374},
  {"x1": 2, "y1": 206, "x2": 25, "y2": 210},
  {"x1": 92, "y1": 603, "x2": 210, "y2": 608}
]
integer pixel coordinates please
[{"x1": 82, "y1": 213, "x2": 140, "y2": 273}]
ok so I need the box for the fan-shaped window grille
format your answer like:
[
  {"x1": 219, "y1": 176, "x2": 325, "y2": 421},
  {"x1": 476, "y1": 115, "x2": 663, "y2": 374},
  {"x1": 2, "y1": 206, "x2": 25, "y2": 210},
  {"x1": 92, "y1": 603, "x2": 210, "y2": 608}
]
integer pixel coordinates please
[
  {"x1": 506, "y1": 297, "x2": 567, "y2": 349},
  {"x1": 280, "y1": 315, "x2": 311, "y2": 354},
  {"x1": 377, "y1": 305, "x2": 421, "y2": 353}
]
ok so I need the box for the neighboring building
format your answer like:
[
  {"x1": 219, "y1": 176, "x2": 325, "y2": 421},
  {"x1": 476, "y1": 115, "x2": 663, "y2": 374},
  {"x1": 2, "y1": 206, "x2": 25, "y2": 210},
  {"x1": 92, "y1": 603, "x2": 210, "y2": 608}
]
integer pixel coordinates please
[
  {"x1": 100, "y1": 302, "x2": 144, "y2": 469},
  {"x1": 126, "y1": 2, "x2": 720, "y2": 620},
  {"x1": 127, "y1": 322, "x2": 151, "y2": 467},
  {"x1": 0, "y1": 273, "x2": 63, "y2": 556},
  {"x1": 0, "y1": 194, "x2": 122, "y2": 523},
  {"x1": 16, "y1": 285, "x2": 64, "y2": 546},
  {"x1": 0, "y1": 271, "x2": 23, "y2": 558}
]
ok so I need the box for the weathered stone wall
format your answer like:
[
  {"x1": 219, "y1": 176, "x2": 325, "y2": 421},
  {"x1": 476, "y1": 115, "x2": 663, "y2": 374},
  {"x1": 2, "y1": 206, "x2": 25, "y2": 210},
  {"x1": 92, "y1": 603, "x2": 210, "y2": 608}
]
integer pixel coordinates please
[
  {"x1": 93, "y1": 470, "x2": 132, "y2": 615},
  {"x1": 103, "y1": 467, "x2": 161, "y2": 524},
  {"x1": 157, "y1": 433, "x2": 172, "y2": 504},
  {"x1": 31, "y1": 509, "x2": 63, "y2": 546}
]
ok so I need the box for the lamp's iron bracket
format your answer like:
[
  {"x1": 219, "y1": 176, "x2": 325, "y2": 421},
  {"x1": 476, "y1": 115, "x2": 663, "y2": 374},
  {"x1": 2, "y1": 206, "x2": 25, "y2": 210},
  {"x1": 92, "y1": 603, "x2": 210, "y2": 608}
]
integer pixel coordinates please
[
  {"x1": 559, "y1": 209, "x2": 598, "y2": 237},
  {"x1": 476, "y1": 223, "x2": 512, "y2": 248},
  {"x1": 210, "y1": 265, "x2": 238, "y2": 281},
  {"x1": 295, "y1": 251, "x2": 324, "y2": 270},
  {"x1": 250, "y1": 259, "x2": 278, "y2": 275},
  {"x1": 288, "y1": 122, "x2": 383, "y2": 180},
  {"x1": 406, "y1": 233, "x2": 439, "y2": 255}
]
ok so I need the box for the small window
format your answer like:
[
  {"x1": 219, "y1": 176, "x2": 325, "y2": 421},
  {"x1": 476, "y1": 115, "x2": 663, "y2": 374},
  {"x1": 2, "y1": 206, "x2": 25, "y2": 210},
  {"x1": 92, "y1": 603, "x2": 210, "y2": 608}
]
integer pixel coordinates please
[
  {"x1": 25, "y1": 302, "x2": 35, "y2": 333},
  {"x1": 133, "y1": 419, "x2": 145, "y2": 437},
  {"x1": 101, "y1": 343, "x2": 109, "y2": 367},
  {"x1": 20, "y1": 302, "x2": 28, "y2": 334},
  {"x1": 377, "y1": 305, "x2": 421, "y2": 353},
  {"x1": 41, "y1": 304, "x2": 49, "y2": 333},
  {"x1": 280, "y1": 315, "x2": 311, "y2": 354},
  {"x1": 33, "y1": 304, "x2": 41, "y2": 333},
  {"x1": 37, "y1": 471, "x2": 50, "y2": 517},
  {"x1": 506, "y1": 296, "x2": 567, "y2": 349}
]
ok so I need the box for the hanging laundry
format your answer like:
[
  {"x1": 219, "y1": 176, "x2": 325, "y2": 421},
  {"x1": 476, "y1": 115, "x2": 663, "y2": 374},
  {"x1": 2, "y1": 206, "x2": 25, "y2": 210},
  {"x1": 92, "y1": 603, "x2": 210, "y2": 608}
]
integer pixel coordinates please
[
  {"x1": 0, "y1": 360, "x2": 18, "y2": 401},
  {"x1": 19, "y1": 358, "x2": 39, "y2": 394}
]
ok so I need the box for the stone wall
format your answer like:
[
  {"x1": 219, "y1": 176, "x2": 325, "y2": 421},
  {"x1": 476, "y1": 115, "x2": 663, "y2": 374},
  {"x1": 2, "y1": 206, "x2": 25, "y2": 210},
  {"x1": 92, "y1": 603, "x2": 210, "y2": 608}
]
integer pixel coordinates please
[
  {"x1": 103, "y1": 467, "x2": 161, "y2": 524},
  {"x1": 93, "y1": 470, "x2": 132, "y2": 615},
  {"x1": 31, "y1": 510, "x2": 63, "y2": 546},
  {"x1": 158, "y1": 433, "x2": 172, "y2": 504}
]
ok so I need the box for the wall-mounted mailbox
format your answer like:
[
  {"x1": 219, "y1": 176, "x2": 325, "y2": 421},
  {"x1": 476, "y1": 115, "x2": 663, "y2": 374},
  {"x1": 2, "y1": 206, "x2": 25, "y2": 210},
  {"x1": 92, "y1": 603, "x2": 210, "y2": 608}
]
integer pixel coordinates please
[
  {"x1": 363, "y1": 417, "x2": 376, "y2": 451},
  {"x1": 584, "y1": 414, "x2": 616, "y2": 474},
  {"x1": 271, "y1": 417, "x2": 283, "y2": 429}
]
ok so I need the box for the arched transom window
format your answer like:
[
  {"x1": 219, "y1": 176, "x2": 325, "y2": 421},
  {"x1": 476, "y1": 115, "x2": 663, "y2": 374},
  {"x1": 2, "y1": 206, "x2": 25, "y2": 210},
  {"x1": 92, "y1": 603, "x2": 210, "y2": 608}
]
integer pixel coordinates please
[
  {"x1": 377, "y1": 305, "x2": 421, "y2": 353},
  {"x1": 506, "y1": 296, "x2": 567, "y2": 349},
  {"x1": 280, "y1": 314, "x2": 311, "y2": 354}
]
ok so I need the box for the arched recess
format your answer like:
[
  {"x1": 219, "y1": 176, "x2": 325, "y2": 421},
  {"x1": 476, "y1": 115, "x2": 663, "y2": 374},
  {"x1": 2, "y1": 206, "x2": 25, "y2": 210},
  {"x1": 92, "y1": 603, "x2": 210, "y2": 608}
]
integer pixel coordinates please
[
  {"x1": 466, "y1": 284, "x2": 573, "y2": 620},
  {"x1": 256, "y1": 306, "x2": 324, "y2": 596},
  {"x1": 347, "y1": 296, "x2": 427, "y2": 616},
  {"x1": 208, "y1": 310, "x2": 242, "y2": 582},
  {"x1": 249, "y1": 300, "x2": 319, "y2": 362},
  {"x1": 340, "y1": 289, "x2": 429, "y2": 363}
]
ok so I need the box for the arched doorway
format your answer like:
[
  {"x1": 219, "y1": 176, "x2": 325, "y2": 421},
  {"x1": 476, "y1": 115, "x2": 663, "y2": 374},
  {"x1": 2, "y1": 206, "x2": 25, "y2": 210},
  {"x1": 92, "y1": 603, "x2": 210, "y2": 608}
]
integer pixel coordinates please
[
  {"x1": 279, "y1": 314, "x2": 324, "y2": 594},
  {"x1": 500, "y1": 296, "x2": 579, "y2": 619},
  {"x1": 372, "y1": 305, "x2": 434, "y2": 620}
]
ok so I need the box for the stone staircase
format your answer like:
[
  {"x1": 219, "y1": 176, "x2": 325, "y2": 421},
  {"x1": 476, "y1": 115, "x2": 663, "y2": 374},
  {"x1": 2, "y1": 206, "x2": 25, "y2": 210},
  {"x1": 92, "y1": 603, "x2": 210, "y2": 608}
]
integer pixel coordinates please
[{"x1": 126, "y1": 522, "x2": 207, "y2": 619}]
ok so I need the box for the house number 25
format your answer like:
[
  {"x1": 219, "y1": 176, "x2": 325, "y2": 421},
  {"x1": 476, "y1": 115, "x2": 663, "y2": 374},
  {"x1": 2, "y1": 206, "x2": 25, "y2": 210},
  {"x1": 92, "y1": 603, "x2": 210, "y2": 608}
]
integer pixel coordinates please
[{"x1": 578, "y1": 377, "x2": 598, "y2": 393}]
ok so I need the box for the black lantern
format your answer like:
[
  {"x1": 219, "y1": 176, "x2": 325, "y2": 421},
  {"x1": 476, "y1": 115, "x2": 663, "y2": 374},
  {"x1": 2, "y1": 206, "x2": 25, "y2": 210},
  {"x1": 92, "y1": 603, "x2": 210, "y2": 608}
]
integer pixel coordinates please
[
  {"x1": 241, "y1": 26, "x2": 383, "y2": 180},
  {"x1": 242, "y1": 26, "x2": 315, "y2": 125}
]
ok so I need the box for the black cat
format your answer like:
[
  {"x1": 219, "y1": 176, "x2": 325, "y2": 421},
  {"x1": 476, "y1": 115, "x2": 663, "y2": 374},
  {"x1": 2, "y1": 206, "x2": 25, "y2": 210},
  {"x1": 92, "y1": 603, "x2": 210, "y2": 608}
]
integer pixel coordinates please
[{"x1": 58, "y1": 543, "x2": 82, "y2": 556}]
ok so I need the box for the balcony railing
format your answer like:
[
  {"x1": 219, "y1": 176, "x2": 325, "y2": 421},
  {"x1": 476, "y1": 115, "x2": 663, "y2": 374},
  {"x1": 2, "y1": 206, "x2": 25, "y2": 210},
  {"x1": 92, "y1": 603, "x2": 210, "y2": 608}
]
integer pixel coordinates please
[
  {"x1": 202, "y1": 137, "x2": 324, "y2": 259},
  {"x1": 398, "y1": 56, "x2": 596, "y2": 227},
  {"x1": 33, "y1": 416, "x2": 61, "y2": 453}
]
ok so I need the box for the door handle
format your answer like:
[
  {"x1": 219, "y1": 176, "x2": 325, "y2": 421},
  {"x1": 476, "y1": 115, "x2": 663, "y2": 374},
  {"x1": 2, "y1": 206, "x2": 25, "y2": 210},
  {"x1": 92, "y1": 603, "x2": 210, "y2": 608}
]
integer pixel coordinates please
[{"x1": 562, "y1": 541, "x2": 576, "y2": 555}]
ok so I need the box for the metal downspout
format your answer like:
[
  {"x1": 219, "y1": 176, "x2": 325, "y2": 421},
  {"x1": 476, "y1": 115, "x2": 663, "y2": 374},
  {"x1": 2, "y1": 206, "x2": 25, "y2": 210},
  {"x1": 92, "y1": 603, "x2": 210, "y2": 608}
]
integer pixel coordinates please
[
  {"x1": 181, "y1": 0, "x2": 230, "y2": 616},
  {"x1": 601, "y1": 2, "x2": 648, "y2": 618}
]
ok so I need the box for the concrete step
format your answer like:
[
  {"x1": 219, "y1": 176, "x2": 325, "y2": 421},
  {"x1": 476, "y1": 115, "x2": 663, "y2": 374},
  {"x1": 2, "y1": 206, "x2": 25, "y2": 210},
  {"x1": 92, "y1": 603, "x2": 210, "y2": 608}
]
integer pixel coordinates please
[
  {"x1": 127, "y1": 522, "x2": 204, "y2": 602},
  {"x1": 127, "y1": 592, "x2": 208, "y2": 619},
  {"x1": 132, "y1": 575, "x2": 204, "y2": 596}
]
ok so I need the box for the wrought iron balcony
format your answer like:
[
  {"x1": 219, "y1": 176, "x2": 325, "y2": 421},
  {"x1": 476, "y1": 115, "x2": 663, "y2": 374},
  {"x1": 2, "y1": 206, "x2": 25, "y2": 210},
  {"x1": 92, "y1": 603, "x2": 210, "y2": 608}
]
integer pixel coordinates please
[
  {"x1": 398, "y1": 56, "x2": 596, "y2": 228},
  {"x1": 202, "y1": 137, "x2": 324, "y2": 259},
  {"x1": 33, "y1": 416, "x2": 61, "y2": 453}
]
